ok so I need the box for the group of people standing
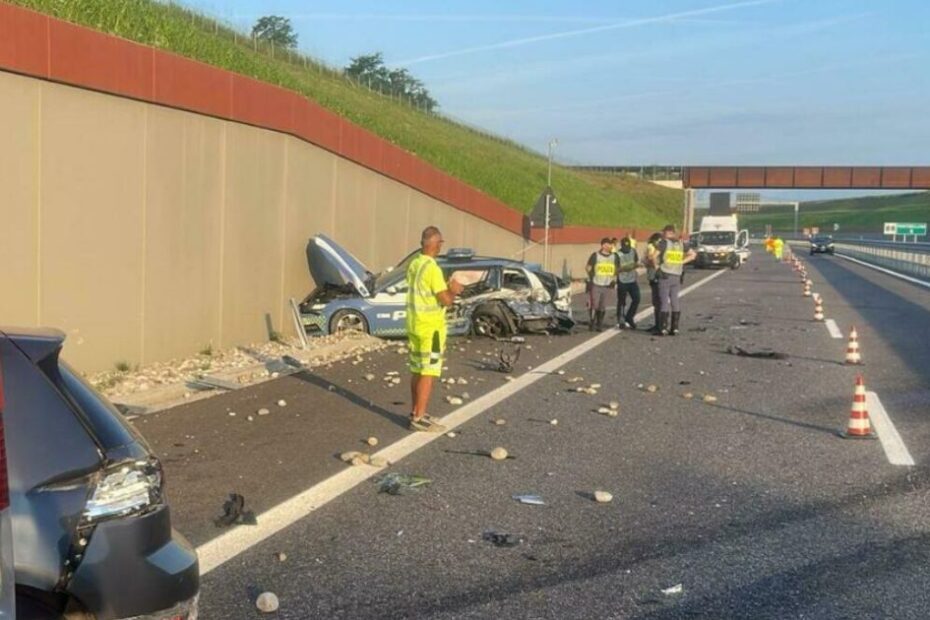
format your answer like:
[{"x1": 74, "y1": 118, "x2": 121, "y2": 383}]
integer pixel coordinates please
[{"x1": 585, "y1": 224, "x2": 696, "y2": 335}]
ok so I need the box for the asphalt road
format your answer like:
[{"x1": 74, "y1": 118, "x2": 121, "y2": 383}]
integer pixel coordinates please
[{"x1": 135, "y1": 254, "x2": 930, "y2": 619}]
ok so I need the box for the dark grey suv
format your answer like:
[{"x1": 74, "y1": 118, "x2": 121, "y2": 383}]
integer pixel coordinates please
[{"x1": 0, "y1": 328, "x2": 198, "y2": 619}]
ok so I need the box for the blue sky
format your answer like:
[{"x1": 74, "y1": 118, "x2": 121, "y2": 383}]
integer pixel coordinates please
[{"x1": 186, "y1": 0, "x2": 928, "y2": 198}]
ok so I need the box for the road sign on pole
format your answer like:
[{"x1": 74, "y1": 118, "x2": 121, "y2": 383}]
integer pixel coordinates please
[{"x1": 884, "y1": 222, "x2": 927, "y2": 242}]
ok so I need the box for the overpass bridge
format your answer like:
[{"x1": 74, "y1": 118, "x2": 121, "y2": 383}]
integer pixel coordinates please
[{"x1": 574, "y1": 165, "x2": 930, "y2": 232}]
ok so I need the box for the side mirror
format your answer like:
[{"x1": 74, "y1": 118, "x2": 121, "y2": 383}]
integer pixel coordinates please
[{"x1": 386, "y1": 286, "x2": 398, "y2": 295}]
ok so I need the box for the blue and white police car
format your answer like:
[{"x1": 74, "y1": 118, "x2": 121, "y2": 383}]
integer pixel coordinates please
[{"x1": 298, "y1": 235, "x2": 574, "y2": 338}]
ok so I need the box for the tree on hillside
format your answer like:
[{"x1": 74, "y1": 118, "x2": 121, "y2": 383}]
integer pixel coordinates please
[
  {"x1": 345, "y1": 53, "x2": 438, "y2": 112},
  {"x1": 251, "y1": 16, "x2": 298, "y2": 48}
]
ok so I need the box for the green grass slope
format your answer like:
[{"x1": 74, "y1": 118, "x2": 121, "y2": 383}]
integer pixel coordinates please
[
  {"x1": 736, "y1": 192, "x2": 930, "y2": 233},
  {"x1": 9, "y1": 0, "x2": 682, "y2": 229}
]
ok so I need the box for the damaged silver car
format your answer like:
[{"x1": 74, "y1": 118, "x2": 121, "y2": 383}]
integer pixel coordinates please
[{"x1": 299, "y1": 235, "x2": 575, "y2": 338}]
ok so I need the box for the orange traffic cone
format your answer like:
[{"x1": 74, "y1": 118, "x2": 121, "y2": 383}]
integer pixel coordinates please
[
  {"x1": 845, "y1": 326, "x2": 862, "y2": 365},
  {"x1": 813, "y1": 298, "x2": 824, "y2": 321},
  {"x1": 840, "y1": 374, "x2": 876, "y2": 439}
]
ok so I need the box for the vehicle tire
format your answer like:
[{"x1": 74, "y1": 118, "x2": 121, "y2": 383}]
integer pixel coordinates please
[
  {"x1": 329, "y1": 309, "x2": 369, "y2": 335},
  {"x1": 472, "y1": 304, "x2": 514, "y2": 338}
]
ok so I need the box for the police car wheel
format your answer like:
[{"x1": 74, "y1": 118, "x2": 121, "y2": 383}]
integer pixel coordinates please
[
  {"x1": 330, "y1": 309, "x2": 369, "y2": 335},
  {"x1": 472, "y1": 310, "x2": 511, "y2": 338}
]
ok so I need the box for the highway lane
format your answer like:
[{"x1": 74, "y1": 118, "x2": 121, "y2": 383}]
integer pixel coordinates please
[
  {"x1": 185, "y1": 255, "x2": 930, "y2": 619},
  {"x1": 802, "y1": 252, "x2": 930, "y2": 463}
]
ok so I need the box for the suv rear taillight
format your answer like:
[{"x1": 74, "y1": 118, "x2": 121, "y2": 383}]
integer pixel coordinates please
[
  {"x1": 82, "y1": 459, "x2": 163, "y2": 523},
  {"x1": 0, "y1": 357, "x2": 9, "y2": 511}
]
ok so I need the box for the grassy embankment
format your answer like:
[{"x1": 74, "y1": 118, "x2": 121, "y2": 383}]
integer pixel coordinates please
[
  {"x1": 735, "y1": 192, "x2": 930, "y2": 234},
  {"x1": 10, "y1": 0, "x2": 682, "y2": 229}
]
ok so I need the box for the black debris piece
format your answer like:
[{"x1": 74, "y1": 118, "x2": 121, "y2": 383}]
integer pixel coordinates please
[
  {"x1": 483, "y1": 530, "x2": 524, "y2": 547},
  {"x1": 214, "y1": 493, "x2": 257, "y2": 527},
  {"x1": 726, "y1": 345, "x2": 789, "y2": 360}
]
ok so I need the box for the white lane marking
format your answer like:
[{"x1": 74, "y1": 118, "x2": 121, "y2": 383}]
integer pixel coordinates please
[
  {"x1": 834, "y1": 253, "x2": 930, "y2": 290},
  {"x1": 865, "y1": 391, "x2": 915, "y2": 466},
  {"x1": 196, "y1": 269, "x2": 729, "y2": 574},
  {"x1": 824, "y1": 318, "x2": 843, "y2": 339}
]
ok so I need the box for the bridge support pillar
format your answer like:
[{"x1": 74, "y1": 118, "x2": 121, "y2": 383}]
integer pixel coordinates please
[{"x1": 683, "y1": 189, "x2": 696, "y2": 235}]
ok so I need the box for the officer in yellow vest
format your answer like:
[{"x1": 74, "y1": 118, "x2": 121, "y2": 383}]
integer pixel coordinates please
[
  {"x1": 656, "y1": 224, "x2": 696, "y2": 335},
  {"x1": 773, "y1": 235, "x2": 784, "y2": 261},
  {"x1": 406, "y1": 226, "x2": 464, "y2": 432},
  {"x1": 585, "y1": 237, "x2": 619, "y2": 332},
  {"x1": 644, "y1": 232, "x2": 663, "y2": 334}
]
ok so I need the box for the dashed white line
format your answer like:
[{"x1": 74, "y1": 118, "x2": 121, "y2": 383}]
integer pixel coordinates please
[
  {"x1": 865, "y1": 391, "x2": 915, "y2": 466},
  {"x1": 196, "y1": 268, "x2": 729, "y2": 574},
  {"x1": 824, "y1": 318, "x2": 843, "y2": 339}
]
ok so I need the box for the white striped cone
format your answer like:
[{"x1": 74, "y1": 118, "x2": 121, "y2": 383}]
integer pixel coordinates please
[
  {"x1": 842, "y1": 375, "x2": 874, "y2": 438},
  {"x1": 845, "y1": 326, "x2": 861, "y2": 364},
  {"x1": 803, "y1": 284, "x2": 811, "y2": 297},
  {"x1": 814, "y1": 300, "x2": 824, "y2": 321},
  {"x1": 806, "y1": 278, "x2": 813, "y2": 286}
]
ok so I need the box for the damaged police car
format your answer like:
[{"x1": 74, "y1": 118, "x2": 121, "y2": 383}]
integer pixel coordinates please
[{"x1": 299, "y1": 235, "x2": 575, "y2": 338}]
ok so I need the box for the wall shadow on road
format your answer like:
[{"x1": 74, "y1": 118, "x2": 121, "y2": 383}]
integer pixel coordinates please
[
  {"x1": 290, "y1": 370, "x2": 409, "y2": 429},
  {"x1": 805, "y1": 256, "x2": 930, "y2": 385},
  {"x1": 381, "y1": 462, "x2": 930, "y2": 620},
  {"x1": 637, "y1": 532, "x2": 930, "y2": 619}
]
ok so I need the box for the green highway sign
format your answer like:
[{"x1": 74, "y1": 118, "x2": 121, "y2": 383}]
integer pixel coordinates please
[{"x1": 884, "y1": 222, "x2": 927, "y2": 236}]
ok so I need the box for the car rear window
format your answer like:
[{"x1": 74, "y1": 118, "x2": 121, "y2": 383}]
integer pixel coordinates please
[{"x1": 40, "y1": 359, "x2": 148, "y2": 452}]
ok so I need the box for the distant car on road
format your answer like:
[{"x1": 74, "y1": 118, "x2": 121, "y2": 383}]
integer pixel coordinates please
[
  {"x1": 1, "y1": 327, "x2": 199, "y2": 619},
  {"x1": 810, "y1": 235, "x2": 835, "y2": 255},
  {"x1": 299, "y1": 235, "x2": 575, "y2": 338}
]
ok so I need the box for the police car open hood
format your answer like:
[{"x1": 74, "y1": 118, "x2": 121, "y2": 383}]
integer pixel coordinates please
[{"x1": 306, "y1": 235, "x2": 372, "y2": 297}]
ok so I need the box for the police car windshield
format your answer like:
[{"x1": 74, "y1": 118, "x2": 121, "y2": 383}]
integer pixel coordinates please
[
  {"x1": 812, "y1": 235, "x2": 833, "y2": 243},
  {"x1": 700, "y1": 231, "x2": 735, "y2": 245},
  {"x1": 372, "y1": 249, "x2": 419, "y2": 290}
]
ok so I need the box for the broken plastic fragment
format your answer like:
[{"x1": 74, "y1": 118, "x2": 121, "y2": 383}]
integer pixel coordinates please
[
  {"x1": 512, "y1": 494, "x2": 546, "y2": 506},
  {"x1": 377, "y1": 473, "x2": 432, "y2": 495},
  {"x1": 662, "y1": 584, "x2": 684, "y2": 596}
]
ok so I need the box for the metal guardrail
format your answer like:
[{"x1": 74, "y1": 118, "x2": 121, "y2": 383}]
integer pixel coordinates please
[
  {"x1": 833, "y1": 241, "x2": 930, "y2": 280},
  {"x1": 785, "y1": 238, "x2": 930, "y2": 281}
]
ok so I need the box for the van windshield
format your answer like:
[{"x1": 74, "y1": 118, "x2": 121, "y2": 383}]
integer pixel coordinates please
[{"x1": 699, "y1": 231, "x2": 735, "y2": 245}]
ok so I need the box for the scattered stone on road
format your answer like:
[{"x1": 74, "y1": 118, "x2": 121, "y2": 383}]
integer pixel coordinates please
[
  {"x1": 493, "y1": 418, "x2": 507, "y2": 426},
  {"x1": 255, "y1": 592, "x2": 279, "y2": 613},
  {"x1": 276, "y1": 399, "x2": 286, "y2": 407},
  {"x1": 550, "y1": 419, "x2": 559, "y2": 425},
  {"x1": 364, "y1": 374, "x2": 375, "y2": 381},
  {"x1": 608, "y1": 401, "x2": 619, "y2": 410},
  {"x1": 446, "y1": 396, "x2": 464, "y2": 405},
  {"x1": 340, "y1": 451, "x2": 362, "y2": 463},
  {"x1": 366, "y1": 436, "x2": 379, "y2": 447},
  {"x1": 276, "y1": 552, "x2": 287, "y2": 562},
  {"x1": 594, "y1": 491, "x2": 613, "y2": 503},
  {"x1": 257, "y1": 408, "x2": 270, "y2": 416},
  {"x1": 703, "y1": 394, "x2": 718, "y2": 403},
  {"x1": 490, "y1": 447, "x2": 509, "y2": 461}
]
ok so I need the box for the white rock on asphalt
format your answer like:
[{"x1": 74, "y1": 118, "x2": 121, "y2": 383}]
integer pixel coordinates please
[
  {"x1": 258, "y1": 408, "x2": 271, "y2": 416},
  {"x1": 340, "y1": 450, "x2": 362, "y2": 462},
  {"x1": 490, "y1": 447, "x2": 509, "y2": 461},
  {"x1": 682, "y1": 392, "x2": 694, "y2": 400},
  {"x1": 493, "y1": 418, "x2": 506, "y2": 426},
  {"x1": 277, "y1": 399, "x2": 287, "y2": 407},
  {"x1": 594, "y1": 491, "x2": 613, "y2": 503},
  {"x1": 457, "y1": 378, "x2": 468, "y2": 385},
  {"x1": 703, "y1": 394, "x2": 718, "y2": 403},
  {"x1": 391, "y1": 377, "x2": 402, "y2": 385},
  {"x1": 446, "y1": 432, "x2": 457, "y2": 438},
  {"x1": 446, "y1": 396, "x2": 464, "y2": 405},
  {"x1": 461, "y1": 392, "x2": 471, "y2": 400},
  {"x1": 646, "y1": 384, "x2": 659, "y2": 393},
  {"x1": 364, "y1": 373, "x2": 375, "y2": 381},
  {"x1": 247, "y1": 416, "x2": 254, "y2": 422},
  {"x1": 609, "y1": 401, "x2": 619, "y2": 410},
  {"x1": 256, "y1": 592, "x2": 279, "y2": 613},
  {"x1": 590, "y1": 383, "x2": 602, "y2": 389},
  {"x1": 550, "y1": 419, "x2": 559, "y2": 425},
  {"x1": 228, "y1": 411, "x2": 236, "y2": 417},
  {"x1": 557, "y1": 370, "x2": 565, "y2": 375},
  {"x1": 277, "y1": 552, "x2": 287, "y2": 562}
]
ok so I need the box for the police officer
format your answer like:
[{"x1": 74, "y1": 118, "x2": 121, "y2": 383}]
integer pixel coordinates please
[
  {"x1": 656, "y1": 224, "x2": 696, "y2": 335},
  {"x1": 644, "y1": 232, "x2": 663, "y2": 334},
  {"x1": 585, "y1": 237, "x2": 619, "y2": 332},
  {"x1": 615, "y1": 236, "x2": 641, "y2": 329}
]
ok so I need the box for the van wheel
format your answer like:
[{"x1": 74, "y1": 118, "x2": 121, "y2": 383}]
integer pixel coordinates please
[{"x1": 330, "y1": 309, "x2": 369, "y2": 335}]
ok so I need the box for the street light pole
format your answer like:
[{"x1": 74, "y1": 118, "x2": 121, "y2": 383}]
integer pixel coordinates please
[
  {"x1": 545, "y1": 139, "x2": 558, "y2": 272},
  {"x1": 793, "y1": 202, "x2": 799, "y2": 238}
]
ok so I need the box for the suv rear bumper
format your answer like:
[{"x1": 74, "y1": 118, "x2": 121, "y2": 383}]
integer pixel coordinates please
[{"x1": 69, "y1": 506, "x2": 199, "y2": 620}]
